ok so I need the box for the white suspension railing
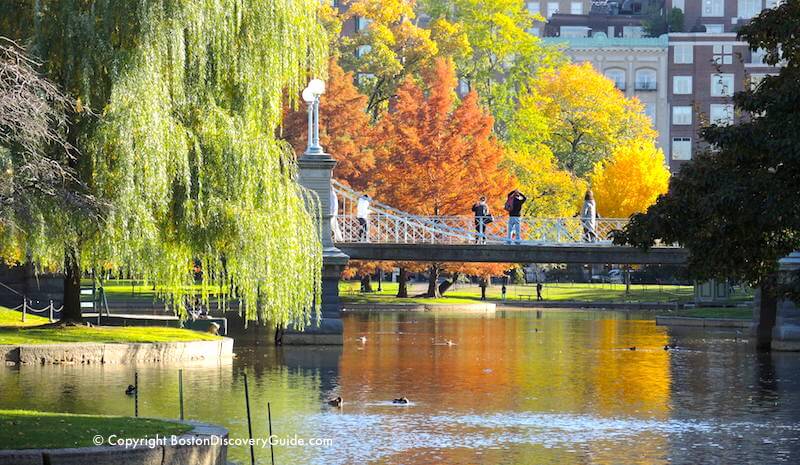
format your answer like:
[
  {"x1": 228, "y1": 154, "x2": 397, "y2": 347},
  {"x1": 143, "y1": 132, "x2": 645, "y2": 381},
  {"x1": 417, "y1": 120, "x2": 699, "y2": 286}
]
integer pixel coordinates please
[{"x1": 331, "y1": 180, "x2": 636, "y2": 246}]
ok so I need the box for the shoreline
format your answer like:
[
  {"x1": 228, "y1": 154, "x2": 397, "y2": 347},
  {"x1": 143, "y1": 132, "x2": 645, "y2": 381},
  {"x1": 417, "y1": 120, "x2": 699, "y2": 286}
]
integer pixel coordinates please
[
  {"x1": 0, "y1": 420, "x2": 228, "y2": 465},
  {"x1": 1, "y1": 338, "x2": 234, "y2": 365}
]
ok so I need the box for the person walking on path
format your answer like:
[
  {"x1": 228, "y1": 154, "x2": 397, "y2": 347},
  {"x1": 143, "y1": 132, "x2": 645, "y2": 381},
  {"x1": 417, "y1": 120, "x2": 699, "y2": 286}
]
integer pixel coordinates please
[
  {"x1": 357, "y1": 194, "x2": 371, "y2": 242},
  {"x1": 505, "y1": 190, "x2": 527, "y2": 244},
  {"x1": 536, "y1": 282, "x2": 543, "y2": 301},
  {"x1": 580, "y1": 189, "x2": 599, "y2": 242},
  {"x1": 479, "y1": 277, "x2": 488, "y2": 301},
  {"x1": 471, "y1": 196, "x2": 492, "y2": 244}
]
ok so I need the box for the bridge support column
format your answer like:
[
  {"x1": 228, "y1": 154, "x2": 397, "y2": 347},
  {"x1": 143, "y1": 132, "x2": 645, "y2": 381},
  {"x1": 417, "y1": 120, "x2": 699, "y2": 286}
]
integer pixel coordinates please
[
  {"x1": 281, "y1": 151, "x2": 349, "y2": 345},
  {"x1": 772, "y1": 252, "x2": 800, "y2": 351}
]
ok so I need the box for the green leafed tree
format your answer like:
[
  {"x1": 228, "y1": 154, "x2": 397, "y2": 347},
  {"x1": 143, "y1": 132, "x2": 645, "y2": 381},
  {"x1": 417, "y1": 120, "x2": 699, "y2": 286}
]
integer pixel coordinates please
[
  {"x1": 421, "y1": 0, "x2": 564, "y2": 138},
  {"x1": 2, "y1": 0, "x2": 326, "y2": 326}
]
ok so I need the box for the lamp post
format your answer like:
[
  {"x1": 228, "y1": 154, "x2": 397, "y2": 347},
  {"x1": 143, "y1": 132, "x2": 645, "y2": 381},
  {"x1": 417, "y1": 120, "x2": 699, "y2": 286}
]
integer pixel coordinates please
[
  {"x1": 284, "y1": 78, "x2": 349, "y2": 345},
  {"x1": 302, "y1": 78, "x2": 326, "y2": 156}
]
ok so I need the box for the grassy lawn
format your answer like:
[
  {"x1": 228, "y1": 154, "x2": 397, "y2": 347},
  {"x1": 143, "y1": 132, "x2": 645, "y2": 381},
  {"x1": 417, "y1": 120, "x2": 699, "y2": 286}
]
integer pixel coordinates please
[
  {"x1": 670, "y1": 307, "x2": 752, "y2": 319},
  {"x1": 0, "y1": 410, "x2": 190, "y2": 449},
  {"x1": 0, "y1": 307, "x2": 220, "y2": 345},
  {"x1": 0, "y1": 306, "x2": 51, "y2": 327},
  {"x1": 339, "y1": 281, "x2": 715, "y2": 305}
]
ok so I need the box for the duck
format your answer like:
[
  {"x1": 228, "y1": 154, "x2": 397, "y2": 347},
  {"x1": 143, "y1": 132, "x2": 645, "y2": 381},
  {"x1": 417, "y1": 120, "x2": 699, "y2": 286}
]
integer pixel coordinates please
[
  {"x1": 628, "y1": 346, "x2": 637, "y2": 351},
  {"x1": 125, "y1": 385, "x2": 137, "y2": 396},
  {"x1": 357, "y1": 336, "x2": 367, "y2": 344},
  {"x1": 392, "y1": 397, "x2": 410, "y2": 404},
  {"x1": 663, "y1": 343, "x2": 677, "y2": 351},
  {"x1": 327, "y1": 396, "x2": 343, "y2": 408},
  {"x1": 445, "y1": 340, "x2": 456, "y2": 346}
]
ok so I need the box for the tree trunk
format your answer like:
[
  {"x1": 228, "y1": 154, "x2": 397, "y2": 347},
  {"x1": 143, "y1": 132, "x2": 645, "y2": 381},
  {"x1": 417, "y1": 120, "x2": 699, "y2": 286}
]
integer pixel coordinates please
[
  {"x1": 426, "y1": 264, "x2": 440, "y2": 298},
  {"x1": 755, "y1": 274, "x2": 778, "y2": 351},
  {"x1": 438, "y1": 272, "x2": 461, "y2": 296},
  {"x1": 61, "y1": 247, "x2": 82, "y2": 322},
  {"x1": 397, "y1": 268, "x2": 409, "y2": 298},
  {"x1": 360, "y1": 274, "x2": 373, "y2": 293}
]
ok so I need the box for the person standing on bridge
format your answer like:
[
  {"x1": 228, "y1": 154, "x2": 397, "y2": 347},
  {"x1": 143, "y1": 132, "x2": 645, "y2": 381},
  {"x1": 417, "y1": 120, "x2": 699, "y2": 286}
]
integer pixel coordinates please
[
  {"x1": 471, "y1": 196, "x2": 491, "y2": 244},
  {"x1": 505, "y1": 190, "x2": 527, "y2": 244},
  {"x1": 357, "y1": 194, "x2": 371, "y2": 242},
  {"x1": 581, "y1": 189, "x2": 599, "y2": 242}
]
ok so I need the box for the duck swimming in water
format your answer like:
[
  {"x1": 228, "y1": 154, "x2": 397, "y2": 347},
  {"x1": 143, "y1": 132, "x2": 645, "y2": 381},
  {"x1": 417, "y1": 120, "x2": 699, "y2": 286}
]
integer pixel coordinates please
[
  {"x1": 357, "y1": 336, "x2": 367, "y2": 344},
  {"x1": 392, "y1": 397, "x2": 409, "y2": 404},
  {"x1": 327, "y1": 396, "x2": 343, "y2": 408},
  {"x1": 125, "y1": 385, "x2": 136, "y2": 396}
]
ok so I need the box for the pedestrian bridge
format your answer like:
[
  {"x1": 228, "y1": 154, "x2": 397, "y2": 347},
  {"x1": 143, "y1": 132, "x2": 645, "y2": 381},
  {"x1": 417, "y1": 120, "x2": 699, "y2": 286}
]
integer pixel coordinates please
[{"x1": 331, "y1": 181, "x2": 687, "y2": 265}]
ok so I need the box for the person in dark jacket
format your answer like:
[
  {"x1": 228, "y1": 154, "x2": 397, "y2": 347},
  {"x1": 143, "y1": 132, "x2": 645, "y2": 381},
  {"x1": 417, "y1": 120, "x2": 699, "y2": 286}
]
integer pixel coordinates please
[
  {"x1": 471, "y1": 196, "x2": 491, "y2": 244},
  {"x1": 504, "y1": 190, "x2": 527, "y2": 244}
]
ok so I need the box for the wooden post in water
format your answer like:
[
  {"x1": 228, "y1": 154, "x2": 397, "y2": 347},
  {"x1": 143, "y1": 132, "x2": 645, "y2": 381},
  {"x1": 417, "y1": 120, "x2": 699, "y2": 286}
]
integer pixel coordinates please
[
  {"x1": 134, "y1": 372, "x2": 139, "y2": 417},
  {"x1": 178, "y1": 369, "x2": 184, "y2": 420},
  {"x1": 267, "y1": 402, "x2": 275, "y2": 465},
  {"x1": 243, "y1": 374, "x2": 255, "y2": 465}
]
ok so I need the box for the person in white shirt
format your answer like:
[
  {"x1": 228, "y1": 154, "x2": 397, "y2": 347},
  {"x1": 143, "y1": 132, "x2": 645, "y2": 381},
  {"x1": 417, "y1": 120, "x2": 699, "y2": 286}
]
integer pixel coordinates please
[
  {"x1": 581, "y1": 189, "x2": 599, "y2": 242},
  {"x1": 356, "y1": 194, "x2": 371, "y2": 242}
]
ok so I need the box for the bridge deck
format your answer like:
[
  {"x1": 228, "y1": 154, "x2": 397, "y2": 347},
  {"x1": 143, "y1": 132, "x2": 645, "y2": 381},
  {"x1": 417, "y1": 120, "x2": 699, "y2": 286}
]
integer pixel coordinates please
[{"x1": 336, "y1": 242, "x2": 688, "y2": 265}]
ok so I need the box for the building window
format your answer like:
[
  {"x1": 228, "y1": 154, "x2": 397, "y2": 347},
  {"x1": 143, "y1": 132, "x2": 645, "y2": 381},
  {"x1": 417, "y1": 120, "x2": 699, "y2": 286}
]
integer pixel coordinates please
[
  {"x1": 672, "y1": 106, "x2": 692, "y2": 125},
  {"x1": 703, "y1": 0, "x2": 724, "y2": 16},
  {"x1": 672, "y1": 138, "x2": 692, "y2": 160},
  {"x1": 634, "y1": 69, "x2": 657, "y2": 90},
  {"x1": 710, "y1": 104, "x2": 734, "y2": 125},
  {"x1": 705, "y1": 24, "x2": 724, "y2": 33},
  {"x1": 356, "y1": 16, "x2": 372, "y2": 32},
  {"x1": 751, "y1": 47, "x2": 767, "y2": 64},
  {"x1": 547, "y1": 2, "x2": 559, "y2": 17},
  {"x1": 571, "y1": 1, "x2": 583, "y2": 14},
  {"x1": 605, "y1": 69, "x2": 626, "y2": 90},
  {"x1": 673, "y1": 76, "x2": 693, "y2": 94},
  {"x1": 711, "y1": 73, "x2": 735, "y2": 96},
  {"x1": 673, "y1": 0, "x2": 685, "y2": 11},
  {"x1": 713, "y1": 44, "x2": 733, "y2": 64},
  {"x1": 356, "y1": 45, "x2": 372, "y2": 57},
  {"x1": 623, "y1": 26, "x2": 644, "y2": 38},
  {"x1": 738, "y1": 0, "x2": 762, "y2": 18},
  {"x1": 644, "y1": 104, "x2": 656, "y2": 124},
  {"x1": 749, "y1": 73, "x2": 767, "y2": 90},
  {"x1": 674, "y1": 44, "x2": 693, "y2": 64},
  {"x1": 560, "y1": 26, "x2": 589, "y2": 37},
  {"x1": 527, "y1": 1, "x2": 541, "y2": 16}
]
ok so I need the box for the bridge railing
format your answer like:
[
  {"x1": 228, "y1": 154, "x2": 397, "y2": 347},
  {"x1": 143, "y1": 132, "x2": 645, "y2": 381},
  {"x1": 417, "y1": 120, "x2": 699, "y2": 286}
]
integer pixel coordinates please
[{"x1": 335, "y1": 214, "x2": 630, "y2": 245}]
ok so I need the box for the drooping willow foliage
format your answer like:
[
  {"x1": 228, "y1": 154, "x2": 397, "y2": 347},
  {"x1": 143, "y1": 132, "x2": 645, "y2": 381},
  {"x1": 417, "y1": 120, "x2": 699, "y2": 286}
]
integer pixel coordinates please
[{"x1": 3, "y1": 0, "x2": 326, "y2": 326}]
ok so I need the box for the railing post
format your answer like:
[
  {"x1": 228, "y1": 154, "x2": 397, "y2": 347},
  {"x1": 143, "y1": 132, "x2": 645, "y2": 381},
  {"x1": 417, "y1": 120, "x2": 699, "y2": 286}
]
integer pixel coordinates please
[
  {"x1": 22, "y1": 298, "x2": 26, "y2": 322},
  {"x1": 49, "y1": 300, "x2": 54, "y2": 322}
]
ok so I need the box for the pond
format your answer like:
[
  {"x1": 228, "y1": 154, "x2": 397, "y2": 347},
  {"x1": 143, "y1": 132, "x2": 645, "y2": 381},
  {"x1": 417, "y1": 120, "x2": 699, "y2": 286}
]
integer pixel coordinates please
[{"x1": 2, "y1": 309, "x2": 799, "y2": 464}]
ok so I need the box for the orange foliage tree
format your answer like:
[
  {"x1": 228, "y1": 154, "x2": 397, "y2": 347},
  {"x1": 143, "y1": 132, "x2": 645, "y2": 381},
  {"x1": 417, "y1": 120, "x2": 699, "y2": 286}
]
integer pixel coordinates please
[
  {"x1": 372, "y1": 58, "x2": 514, "y2": 296},
  {"x1": 282, "y1": 59, "x2": 375, "y2": 191}
]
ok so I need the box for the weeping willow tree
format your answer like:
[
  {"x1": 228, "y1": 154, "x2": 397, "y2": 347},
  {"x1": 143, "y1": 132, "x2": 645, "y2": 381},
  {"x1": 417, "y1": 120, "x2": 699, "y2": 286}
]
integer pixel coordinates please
[{"x1": 1, "y1": 0, "x2": 326, "y2": 326}]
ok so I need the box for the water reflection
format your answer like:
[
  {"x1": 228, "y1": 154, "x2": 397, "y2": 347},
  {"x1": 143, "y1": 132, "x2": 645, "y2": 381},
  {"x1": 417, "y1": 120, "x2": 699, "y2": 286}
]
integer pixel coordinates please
[{"x1": 1, "y1": 309, "x2": 799, "y2": 464}]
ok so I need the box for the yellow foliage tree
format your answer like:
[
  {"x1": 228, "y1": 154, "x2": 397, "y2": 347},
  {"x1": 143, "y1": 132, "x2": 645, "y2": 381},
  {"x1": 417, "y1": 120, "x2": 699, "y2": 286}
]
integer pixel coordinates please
[
  {"x1": 502, "y1": 146, "x2": 586, "y2": 217},
  {"x1": 513, "y1": 62, "x2": 657, "y2": 178},
  {"x1": 589, "y1": 142, "x2": 670, "y2": 218}
]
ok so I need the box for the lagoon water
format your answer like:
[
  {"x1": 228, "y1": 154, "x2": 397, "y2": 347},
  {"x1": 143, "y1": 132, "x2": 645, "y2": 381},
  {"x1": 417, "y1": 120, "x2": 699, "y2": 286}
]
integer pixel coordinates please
[{"x1": 2, "y1": 309, "x2": 800, "y2": 464}]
